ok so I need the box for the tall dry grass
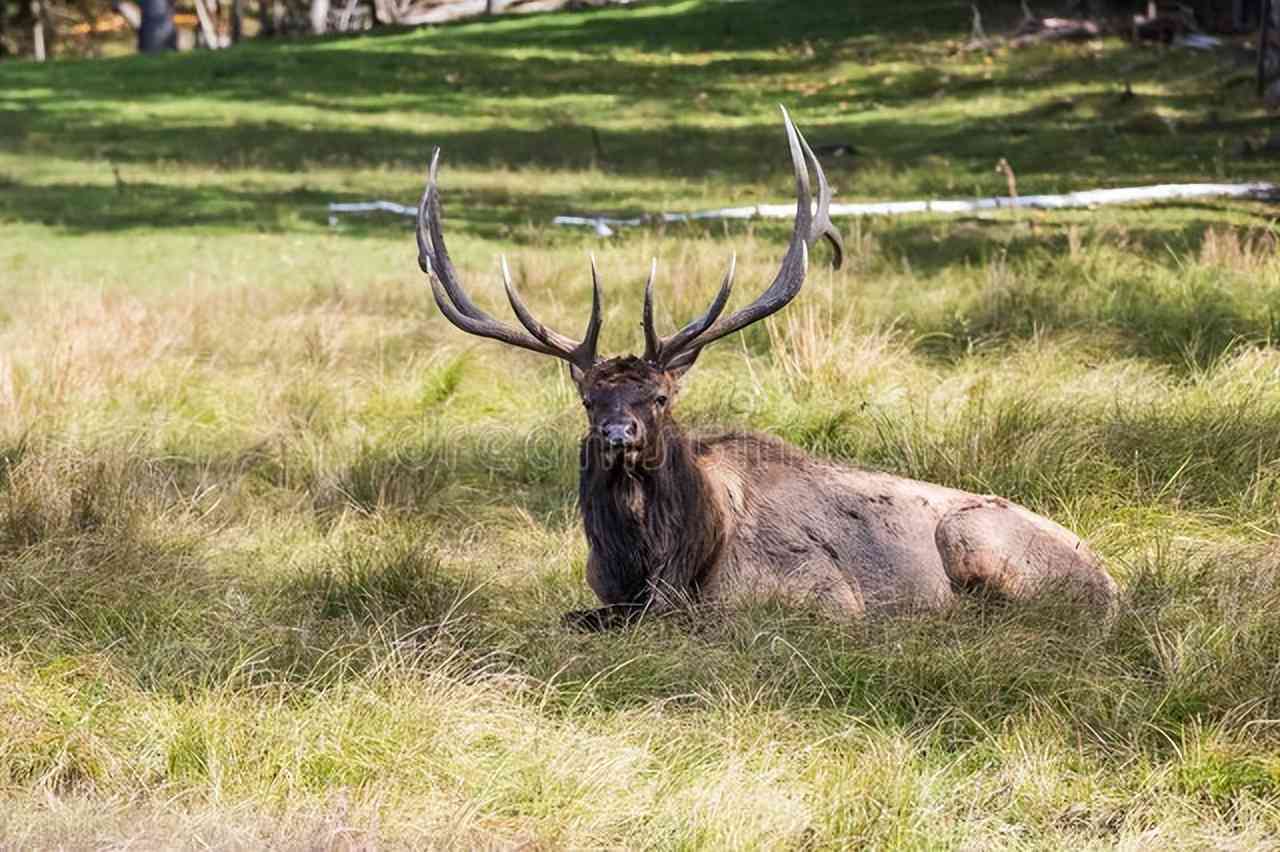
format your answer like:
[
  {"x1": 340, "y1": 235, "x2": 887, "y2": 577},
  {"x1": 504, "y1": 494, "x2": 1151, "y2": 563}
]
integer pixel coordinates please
[{"x1": 2, "y1": 217, "x2": 1280, "y2": 848}]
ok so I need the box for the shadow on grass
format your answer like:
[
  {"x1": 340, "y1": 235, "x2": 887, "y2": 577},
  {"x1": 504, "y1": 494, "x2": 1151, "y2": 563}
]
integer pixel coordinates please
[
  {"x1": 0, "y1": 0, "x2": 957, "y2": 114},
  {"x1": 869, "y1": 209, "x2": 1280, "y2": 278},
  {"x1": 0, "y1": 172, "x2": 698, "y2": 237},
  {"x1": 0, "y1": 177, "x2": 342, "y2": 232},
  {"x1": 897, "y1": 232, "x2": 1280, "y2": 369},
  {"x1": 4, "y1": 78, "x2": 1268, "y2": 181},
  {"x1": 4, "y1": 423, "x2": 1280, "y2": 786},
  {"x1": 3, "y1": 126, "x2": 1275, "y2": 240},
  {"x1": 7, "y1": 477, "x2": 1280, "y2": 774},
  {"x1": 2, "y1": 0, "x2": 1276, "y2": 216}
]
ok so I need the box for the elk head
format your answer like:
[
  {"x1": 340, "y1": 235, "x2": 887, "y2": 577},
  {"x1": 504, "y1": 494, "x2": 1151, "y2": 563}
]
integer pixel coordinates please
[{"x1": 415, "y1": 108, "x2": 844, "y2": 463}]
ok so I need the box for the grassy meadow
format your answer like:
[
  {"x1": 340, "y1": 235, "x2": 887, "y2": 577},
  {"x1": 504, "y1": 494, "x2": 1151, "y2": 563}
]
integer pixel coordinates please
[{"x1": 4, "y1": 0, "x2": 1280, "y2": 847}]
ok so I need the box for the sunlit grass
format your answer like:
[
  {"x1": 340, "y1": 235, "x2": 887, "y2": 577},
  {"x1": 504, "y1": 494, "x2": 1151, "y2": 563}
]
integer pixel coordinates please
[{"x1": 4, "y1": 0, "x2": 1280, "y2": 847}]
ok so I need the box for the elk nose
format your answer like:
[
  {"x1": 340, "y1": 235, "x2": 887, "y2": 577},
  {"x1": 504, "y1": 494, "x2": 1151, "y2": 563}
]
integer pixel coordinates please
[{"x1": 602, "y1": 420, "x2": 637, "y2": 447}]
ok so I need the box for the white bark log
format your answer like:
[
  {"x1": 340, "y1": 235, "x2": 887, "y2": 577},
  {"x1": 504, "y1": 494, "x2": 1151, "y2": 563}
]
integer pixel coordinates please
[
  {"x1": 326, "y1": 200, "x2": 415, "y2": 225},
  {"x1": 388, "y1": 0, "x2": 484, "y2": 24},
  {"x1": 550, "y1": 183, "x2": 1279, "y2": 235},
  {"x1": 327, "y1": 182, "x2": 1279, "y2": 233},
  {"x1": 329, "y1": 201, "x2": 417, "y2": 215},
  {"x1": 385, "y1": 0, "x2": 623, "y2": 26}
]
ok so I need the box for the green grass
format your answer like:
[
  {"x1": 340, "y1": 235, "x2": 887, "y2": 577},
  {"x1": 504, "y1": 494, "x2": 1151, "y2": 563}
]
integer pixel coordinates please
[{"x1": 4, "y1": 0, "x2": 1280, "y2": 847}]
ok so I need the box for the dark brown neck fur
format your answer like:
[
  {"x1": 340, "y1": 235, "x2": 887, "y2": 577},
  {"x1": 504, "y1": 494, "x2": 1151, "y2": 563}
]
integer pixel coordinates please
[{"x1": 579, "y1": 418, "x2": 723, "y2": 607}]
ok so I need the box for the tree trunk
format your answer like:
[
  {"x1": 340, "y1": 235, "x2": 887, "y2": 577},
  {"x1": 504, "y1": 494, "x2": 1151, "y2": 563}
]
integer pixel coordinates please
[
  {"x1": 309, "y1": 0, "x2": 328, "y2": 33},
  {"x1": 485, "y1": 0, "x2": 497, "y2": 14},
  {"x1": 258, "y1": 0, "x2": 286, "y2": 36},
  {"x1": 137, "y1": 0, "x2": 176, "y2": 51},
  {"x1": 30, "y1": 0, "x2": 49, "y2": 60},
  {"x1": 193, "y1": 0, "x2": 220, "y2": 46},
  {"x1": 336, "y1": 0, "x2": 358, "y2": 29},
  {"x1": 230, "y1": 0, "x2": 242, "y2": 41}
]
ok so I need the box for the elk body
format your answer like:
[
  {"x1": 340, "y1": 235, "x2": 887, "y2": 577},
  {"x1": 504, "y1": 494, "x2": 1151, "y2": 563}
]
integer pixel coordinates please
[{"x1": 416, "y1": 110, "x2": 1117, "y2": 629}]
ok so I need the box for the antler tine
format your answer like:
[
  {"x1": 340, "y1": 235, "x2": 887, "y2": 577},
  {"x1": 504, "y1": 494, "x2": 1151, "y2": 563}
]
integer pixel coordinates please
[
  {"x1": 642, "y1": 253, "x2": 734, "y2": 364},
  {"x1": 579, "y1": 254, "x2": 604, "y2": 368},
  {"x1": 418, "y1": 148, "x2": 487, "y2": 321},
  {"x1": 642, "y1": 258, "x2": 660, "y2": 362},
  {"x1": 425, "y1": 268, "x2": 560, "y2": 357},
  {"x1": 804, "y1": 121, "x2": 845, "y2": 269},
  {"x1": 651, "y1": 253, "x2": 735, "y2": 361},
  {"x1": 415, "y1": 150, "x2": 439, "y2": 276},
  {"x1": 501, "y1": 256, "x2": 580, "y2": 353},
  {"x1": 417, "y1": 150, "x2": 602, "y2": 371},
  {"x1": 652, "y1": 106, "x2": 841, "y2": 370}
]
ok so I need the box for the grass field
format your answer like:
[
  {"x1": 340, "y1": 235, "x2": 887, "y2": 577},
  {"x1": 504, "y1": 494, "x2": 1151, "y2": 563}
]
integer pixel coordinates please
[{"x1": 4, "y1": 0, "x2": 1280, "y2": 847}]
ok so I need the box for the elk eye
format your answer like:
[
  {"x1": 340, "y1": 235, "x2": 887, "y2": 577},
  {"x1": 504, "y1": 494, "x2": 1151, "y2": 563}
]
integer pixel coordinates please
[
  {"x1": 583, "y1": 399, "x2": 594, "y2": 410},
  {"x1": 655, "y1": 394, "x2": 668, "y2": 407}
]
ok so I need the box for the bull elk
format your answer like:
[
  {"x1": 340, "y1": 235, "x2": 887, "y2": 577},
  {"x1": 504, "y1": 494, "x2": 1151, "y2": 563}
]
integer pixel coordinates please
[{"x1": 415, "y1": 109, "x2": 1117, "y2": 629}]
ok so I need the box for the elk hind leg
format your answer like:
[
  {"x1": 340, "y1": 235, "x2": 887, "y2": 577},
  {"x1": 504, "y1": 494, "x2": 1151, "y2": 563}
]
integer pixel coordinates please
[{"x1": 935, "y1": 501, "x2": 1116, "y2": 610}]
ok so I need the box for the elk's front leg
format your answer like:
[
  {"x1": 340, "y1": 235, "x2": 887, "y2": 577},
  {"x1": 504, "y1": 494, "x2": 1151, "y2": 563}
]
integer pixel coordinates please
[
  {"x1": 565, "y1": 551, "x2": 660, "y2": 632},
  {"x1": 562, "y1": 603, "x2": 649, "y2": 632}
]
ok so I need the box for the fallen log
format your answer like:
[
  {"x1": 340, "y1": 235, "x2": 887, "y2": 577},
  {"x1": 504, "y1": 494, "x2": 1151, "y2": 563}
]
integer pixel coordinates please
[
  {"x1": 327, "y1": 182, "x2": 1279, "y2": 234},
  {"x1": 549, "y1": 182, "x2": 1279, "y2": 235},
  {"x1": 1009, "y1": 16, "x2": 1102, "y2": 46},
  {"x1": 327, "y1": 200, "x2": 415, "y2": 226},
  {"x1": 375, "y1": 0, "x2": 629, "y2": 26}
]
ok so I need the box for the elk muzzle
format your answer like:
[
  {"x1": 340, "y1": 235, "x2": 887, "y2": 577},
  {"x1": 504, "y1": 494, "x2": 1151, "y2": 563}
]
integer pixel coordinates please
[{"x1": 600, "y1": 417, "x2": 640, "y2": 449}]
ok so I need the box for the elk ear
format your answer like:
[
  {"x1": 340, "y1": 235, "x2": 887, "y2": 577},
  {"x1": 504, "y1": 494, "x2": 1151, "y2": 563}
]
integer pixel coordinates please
[{"x1": 569, "y1": 362, "x2": 588, "y2": 390}]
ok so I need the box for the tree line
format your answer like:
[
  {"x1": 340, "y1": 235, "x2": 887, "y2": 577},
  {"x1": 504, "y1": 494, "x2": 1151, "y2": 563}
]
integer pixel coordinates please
[{"x1": 0, "y1": 0, "x2": 620, "y2": 59}]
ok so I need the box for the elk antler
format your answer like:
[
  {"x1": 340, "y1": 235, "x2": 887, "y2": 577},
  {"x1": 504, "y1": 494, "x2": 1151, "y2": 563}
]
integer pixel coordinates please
[
  {"x1": 642, "y1": 106, "x2": 844, "y2": 371},
  {"x1": 416, "y1": 149, "x2": 602, "y2": 375}
]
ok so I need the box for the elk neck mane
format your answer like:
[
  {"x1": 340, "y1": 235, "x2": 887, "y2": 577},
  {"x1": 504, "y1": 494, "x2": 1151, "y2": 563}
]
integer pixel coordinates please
[{"x1": 579, "y1": 403, "x2": 724, "y2": 606}]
